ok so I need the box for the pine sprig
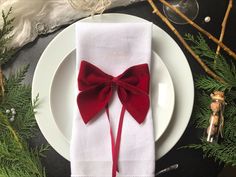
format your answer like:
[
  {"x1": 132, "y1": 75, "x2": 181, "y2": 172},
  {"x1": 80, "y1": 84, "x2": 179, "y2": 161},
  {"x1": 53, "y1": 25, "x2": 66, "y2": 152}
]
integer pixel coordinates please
[
  {"x1": 1, "y1": 66, "x2": 39, "y2": 140},
  {"x1": 185, "y1": 33, "x2": 236, "y2": 91},
  {"x1": 0, "y1": 8, "x2": 48, "y2": 177},
  {"x1": 194, "y1": 75, "x2": 229, "y2": 91},
  {"x1": 185, "y1": 34, "x2": 236, "y2": 166},
  {"x1": 187, "y1": 140, "x2": 236, "y2": 166},
  {"x1": 0, "y1": 7, "x2": 15, "y2": 66},
  {"x1": 4, "y1": 65, "x2": 29, "y2": 90},
  {"x1": 0, "y1": 67, "x2": 48, "y2": 176}
]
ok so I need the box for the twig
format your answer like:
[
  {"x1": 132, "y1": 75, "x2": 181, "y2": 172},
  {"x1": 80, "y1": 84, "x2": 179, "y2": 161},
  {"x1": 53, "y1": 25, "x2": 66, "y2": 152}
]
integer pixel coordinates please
[
  {"x1": 159, "y1": 0, "x2": 236, "y2": 60},
  {"x1": 147, "y1": 0, "x2": 225, "y2": 83},
  {"x1": 216, "y1": 0, "x2": 233, "y2": 55},
  {"x1": 0, "y1": 66, "x2": 5, "y2": 97}
]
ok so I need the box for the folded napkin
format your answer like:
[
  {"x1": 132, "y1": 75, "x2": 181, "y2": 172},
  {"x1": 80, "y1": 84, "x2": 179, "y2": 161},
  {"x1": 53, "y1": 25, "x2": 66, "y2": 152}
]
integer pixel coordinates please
[{"x1": 70, "y1": 22, "x2": 155, "y2": 177}]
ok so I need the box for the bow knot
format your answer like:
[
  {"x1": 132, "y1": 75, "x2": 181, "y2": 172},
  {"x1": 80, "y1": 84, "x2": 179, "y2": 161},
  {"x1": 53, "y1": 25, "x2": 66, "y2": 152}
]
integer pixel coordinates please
[
  {"x1": 111, "y1": 76, "x2": 118, "y2": 83},
  {"x1": 77, "y1": 60, "x2": 150, "y2": 124}
]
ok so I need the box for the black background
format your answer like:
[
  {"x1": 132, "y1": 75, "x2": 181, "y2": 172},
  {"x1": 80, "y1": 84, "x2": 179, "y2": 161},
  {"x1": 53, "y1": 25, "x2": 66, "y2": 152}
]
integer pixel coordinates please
[{"x1": 5, "y1": 0, "x2": 236, "y2": 177}]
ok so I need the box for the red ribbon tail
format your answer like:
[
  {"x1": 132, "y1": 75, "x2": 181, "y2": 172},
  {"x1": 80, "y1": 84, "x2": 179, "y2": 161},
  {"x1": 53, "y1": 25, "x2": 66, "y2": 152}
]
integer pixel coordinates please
[
  {"x1": 112, "y1": 106, "x2": 125, "y2": 177},
  {"x1": 105, "y1": 105, "x2": 125, "y2": 177},
  {"x1": 105, "y1": 105, "x2": 115, "y2": 168}
]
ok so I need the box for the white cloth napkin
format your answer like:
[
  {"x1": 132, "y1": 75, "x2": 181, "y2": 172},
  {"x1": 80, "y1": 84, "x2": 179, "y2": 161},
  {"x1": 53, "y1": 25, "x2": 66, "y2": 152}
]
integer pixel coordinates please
[{"x1": 70, "y1": 22, "x2": 155, "y2": 177}]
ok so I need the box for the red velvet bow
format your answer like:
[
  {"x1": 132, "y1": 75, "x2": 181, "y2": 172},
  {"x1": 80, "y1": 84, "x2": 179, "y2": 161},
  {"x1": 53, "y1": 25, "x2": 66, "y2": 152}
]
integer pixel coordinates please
[{"x1": 77, "y1": 60, "x2": 150, "y2": 124}]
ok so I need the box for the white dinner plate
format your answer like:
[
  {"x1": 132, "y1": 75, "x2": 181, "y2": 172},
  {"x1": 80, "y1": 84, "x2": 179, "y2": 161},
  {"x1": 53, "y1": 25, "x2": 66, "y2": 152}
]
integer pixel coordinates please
[
  {"x1": 50, "y1": 51, "x2": 174, "y2": 144},
  {"x1": 32, "y1": 13, "x2": 194, "y2": 161}
]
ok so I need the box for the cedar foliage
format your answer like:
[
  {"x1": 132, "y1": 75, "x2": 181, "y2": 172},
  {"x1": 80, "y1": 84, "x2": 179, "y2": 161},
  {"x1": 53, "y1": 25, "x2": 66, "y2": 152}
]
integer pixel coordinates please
[
  {"x1": 0, "y1": 8, "x2": 49, "y2": 177},
  {"x1": 185, "y1": 34, "x2": 236, "y2": 166}
]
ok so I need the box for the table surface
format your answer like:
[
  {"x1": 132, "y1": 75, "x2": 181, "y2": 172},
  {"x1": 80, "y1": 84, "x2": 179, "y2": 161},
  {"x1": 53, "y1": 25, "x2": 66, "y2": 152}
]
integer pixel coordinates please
[{"x1": 5, "y1": 0, "x2": 236, "y2": 177}]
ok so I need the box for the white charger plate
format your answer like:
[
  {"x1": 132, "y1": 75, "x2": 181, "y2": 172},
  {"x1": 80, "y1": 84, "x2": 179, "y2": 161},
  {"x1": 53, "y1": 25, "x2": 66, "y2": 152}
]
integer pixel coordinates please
[{"x1": 32, "y1": 13, "x2": 194, "y2": 160}]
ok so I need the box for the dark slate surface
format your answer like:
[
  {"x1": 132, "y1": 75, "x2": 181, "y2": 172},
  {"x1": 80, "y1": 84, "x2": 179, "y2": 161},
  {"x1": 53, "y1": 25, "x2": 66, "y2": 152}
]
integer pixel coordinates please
[{"x1": 5, "y1": 1, "x2": 236, "y2": 177}]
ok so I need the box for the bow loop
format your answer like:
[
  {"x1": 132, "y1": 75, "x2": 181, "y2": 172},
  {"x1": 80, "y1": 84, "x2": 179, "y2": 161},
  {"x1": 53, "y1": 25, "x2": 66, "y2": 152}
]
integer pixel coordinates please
[
  {"x1": 121, "y1": 76, "x2": 139, "y2": 85},
  {"x1": 77, "y1": 60, "x2": 150, "y2": 124},
  {"x1": 78, "y1": 61, "x2": 113, "y2": 91}
]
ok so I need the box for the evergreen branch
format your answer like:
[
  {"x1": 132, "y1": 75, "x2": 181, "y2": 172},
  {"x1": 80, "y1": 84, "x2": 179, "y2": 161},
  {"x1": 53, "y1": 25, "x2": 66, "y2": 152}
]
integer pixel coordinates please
[
  {"x1": 185, "y1": 33, "x2": 236, "y2": 166},
  {"x1": 0, "y1": 8, "x2": 48, "y2": 176},
  {"x1": 0, "y1": 8, "x2": 15, "y2": 98},
  {"x1": 0, "y1": 66, "x2": 48, "y2": 177},
  {"x1": 0, "y1": 7, "x2": 15, "y2": 66},
  {"x1": 187, "y1": 140, "x2": 236, "y2": 166},
  {"x1": 0, "y1": 113, "x2": 47, "y2": 177},
  {"x1": 188, "y1": 90, "x2": 236, "y2": 164},
  {"x1": 185, "y1": 33, "x2": 236, "y2": 90},
  {"x1": 1, "y1": 66, "x2": 37, "y2": 140},
  {"x1": 0, "y1": 7, "x2": 14, "y2": 39},
  {"x1": 34, "y1": 144, "x2": 51, "y2": 158},
  {"x1": 1, "y1": 113, "x2": 23, "y2": 149},
  {"x1": 225, "y1": 90, "x2": 236, "y2": 102},
  {"x1": 5, "y1": 65, "x2": 29, "y2": 89},
  {"x1": 194, "y1": 75, "x2": 230, "y2": 92}
]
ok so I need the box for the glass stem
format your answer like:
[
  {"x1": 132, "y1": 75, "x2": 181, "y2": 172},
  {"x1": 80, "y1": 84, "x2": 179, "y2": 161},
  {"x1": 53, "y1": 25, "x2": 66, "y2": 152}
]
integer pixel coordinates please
[
  {"x1": 178, "y1": 0, "x2": 189, "y2": 8},
  {"x1": 179, "y1": 0, "x2": 188, "y2": 5}
]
